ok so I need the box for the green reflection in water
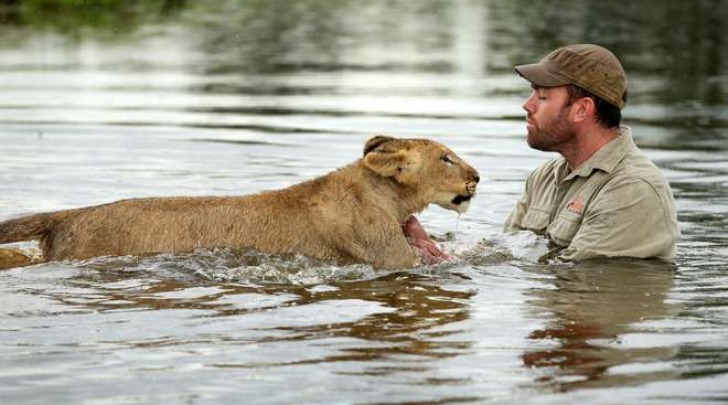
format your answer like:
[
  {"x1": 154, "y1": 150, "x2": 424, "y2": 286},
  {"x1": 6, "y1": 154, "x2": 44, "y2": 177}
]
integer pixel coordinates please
[
  {"x1": 0, "y1": 0, "x2": 187, "y2": 36},
  {"x1": 4, "y1": 0, "x2": 728, "y2": 95}
]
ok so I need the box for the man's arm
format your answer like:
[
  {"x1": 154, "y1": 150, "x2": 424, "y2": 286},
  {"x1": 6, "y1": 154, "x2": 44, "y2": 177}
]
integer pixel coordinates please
[
  {"x1": 504, "y1": 160, "x2": 553, "y2": 232},
  {"x1": 559, "y1": 178, "x2": 678, "y2": 261},
  {"x1": 504, "y1": 193, "x2": 529, "y2": 232},
  {"x1": 401, "y1": 216, "x2": 454, "y2": 264}
]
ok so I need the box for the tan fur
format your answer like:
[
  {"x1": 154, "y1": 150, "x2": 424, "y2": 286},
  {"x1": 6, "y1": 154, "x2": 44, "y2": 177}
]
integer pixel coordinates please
[
  {"x1": 0, "y1": 247, "x2": 36, "y2": 269},
  {"x1": 0, "y1": 136, "x2": 479, "y2": 269}
]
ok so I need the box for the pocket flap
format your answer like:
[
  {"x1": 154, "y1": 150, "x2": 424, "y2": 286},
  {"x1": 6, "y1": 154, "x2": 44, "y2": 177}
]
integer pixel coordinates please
[
  {"x1": 547, "y1": 211, "x2": 582, "y2": 247},
  {"x1": 521, "y1": 208, "x2": 549, "y2": 232}
]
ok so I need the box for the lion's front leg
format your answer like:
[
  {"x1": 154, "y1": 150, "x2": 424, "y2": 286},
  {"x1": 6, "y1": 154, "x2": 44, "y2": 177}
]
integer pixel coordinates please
[{"x1": 348, "y1": 223, "x2": 419, "y2": 269}]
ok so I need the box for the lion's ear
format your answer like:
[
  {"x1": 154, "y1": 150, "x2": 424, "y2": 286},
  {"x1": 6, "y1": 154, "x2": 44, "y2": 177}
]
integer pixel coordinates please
[
  {"x1": 363, "y1": 135, "x2": 396, "y2": 156},
  {"x1": 362, "y1": 137, "x2": 420, "y2": 184}
]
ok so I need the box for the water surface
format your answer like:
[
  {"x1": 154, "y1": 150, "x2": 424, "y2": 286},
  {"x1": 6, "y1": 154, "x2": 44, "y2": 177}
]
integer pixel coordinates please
[{"x1": 1, "y1": 1, "x2": 728, "y2": 404}]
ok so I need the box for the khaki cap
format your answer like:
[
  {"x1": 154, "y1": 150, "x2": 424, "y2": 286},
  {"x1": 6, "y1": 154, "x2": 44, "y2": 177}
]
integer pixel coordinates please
[{"x1": 515, "y1": 44, "x2": 627, "y2": 109}]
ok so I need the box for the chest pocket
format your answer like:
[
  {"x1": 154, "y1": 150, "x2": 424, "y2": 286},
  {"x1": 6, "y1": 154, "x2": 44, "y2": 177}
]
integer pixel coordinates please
[
  {"x1": 547, "y1": 210, "x2": 583, "y2": 247},
  {"x1": 520, "y1": 206, "x2": 549, "y2": 233}
]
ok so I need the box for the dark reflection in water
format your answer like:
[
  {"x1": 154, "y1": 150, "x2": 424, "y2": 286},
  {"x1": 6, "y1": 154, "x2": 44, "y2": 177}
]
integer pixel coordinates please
[
  {"x1": 57, "y1": 254, "x2": 473, "y2": 365},
  {"x1": 265, "y1": 273, "x2": 473, "y2": 366},
  {"x1": 522, "y1": 260, "x2": 676, "y2": 391}
]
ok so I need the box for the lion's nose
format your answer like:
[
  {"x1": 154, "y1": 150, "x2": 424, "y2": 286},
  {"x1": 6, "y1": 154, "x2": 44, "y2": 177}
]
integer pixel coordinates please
[{"x1": 473, "y1": 174, "x2": 480, "y2": 184}]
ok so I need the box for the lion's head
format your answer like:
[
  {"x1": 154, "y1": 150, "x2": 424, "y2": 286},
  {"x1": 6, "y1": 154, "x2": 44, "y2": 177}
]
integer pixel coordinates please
[{"x1": 362, "y1": 135, "x2": 480, "y2": 214}]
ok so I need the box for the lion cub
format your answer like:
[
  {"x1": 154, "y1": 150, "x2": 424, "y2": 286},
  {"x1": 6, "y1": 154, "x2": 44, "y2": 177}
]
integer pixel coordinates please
[{"x1": 0, "y1": 136, "x2": 479, "y2": 269}]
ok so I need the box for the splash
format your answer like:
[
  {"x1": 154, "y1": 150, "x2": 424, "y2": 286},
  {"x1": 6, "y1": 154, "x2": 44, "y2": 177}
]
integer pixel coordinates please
[{"x1": 76, "y1": 248, "x2": 408, "y2": 286}]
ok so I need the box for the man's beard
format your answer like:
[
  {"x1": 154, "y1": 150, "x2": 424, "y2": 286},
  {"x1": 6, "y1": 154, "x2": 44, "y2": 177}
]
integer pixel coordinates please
[{"x1": 526, "y1": 107, "x2": 575, "y2": 152}]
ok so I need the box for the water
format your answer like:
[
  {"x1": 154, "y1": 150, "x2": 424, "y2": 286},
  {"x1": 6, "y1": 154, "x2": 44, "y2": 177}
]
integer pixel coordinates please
[{"x1": 1, "y1": 1, "x2": 728, "y2": 404}]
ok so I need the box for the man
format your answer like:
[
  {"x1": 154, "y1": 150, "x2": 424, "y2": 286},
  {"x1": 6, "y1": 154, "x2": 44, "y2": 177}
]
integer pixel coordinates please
[{"x1": 405, "y1": 44, "x2": 679, "y2": 263}]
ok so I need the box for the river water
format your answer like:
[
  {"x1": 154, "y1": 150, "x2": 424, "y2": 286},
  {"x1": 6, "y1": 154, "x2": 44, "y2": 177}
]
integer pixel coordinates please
[{"x1": 1, "y1": 1, "x2": 727, "y2": 404}]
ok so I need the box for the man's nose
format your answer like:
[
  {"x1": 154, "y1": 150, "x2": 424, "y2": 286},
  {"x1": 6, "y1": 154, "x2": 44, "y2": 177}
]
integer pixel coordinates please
[{"x1": 522, "y1": 93, "x2": 535, "y2": 113}]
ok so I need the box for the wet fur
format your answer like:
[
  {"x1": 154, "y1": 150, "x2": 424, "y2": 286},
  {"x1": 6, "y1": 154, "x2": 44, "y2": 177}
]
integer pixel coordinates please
[{"x1": 0, "y1": 136, "x2": 479, "y2": 269}]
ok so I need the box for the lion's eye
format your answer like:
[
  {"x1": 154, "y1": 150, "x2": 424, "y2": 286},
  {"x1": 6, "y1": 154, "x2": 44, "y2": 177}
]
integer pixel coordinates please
[{"x1": 441, "y1": 155, "x2": 454, "y2": 165}]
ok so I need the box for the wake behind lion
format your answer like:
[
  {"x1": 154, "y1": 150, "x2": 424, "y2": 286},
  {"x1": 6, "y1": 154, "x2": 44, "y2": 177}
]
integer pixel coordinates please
[{"x1": 0, "y1": 136, "x2": 479, "y2": 270}]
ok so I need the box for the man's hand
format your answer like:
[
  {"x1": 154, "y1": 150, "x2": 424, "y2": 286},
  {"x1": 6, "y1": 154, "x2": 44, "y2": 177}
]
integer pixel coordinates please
[{"x1": 401, "y1": 215, "x2": 454, "y2": 265}]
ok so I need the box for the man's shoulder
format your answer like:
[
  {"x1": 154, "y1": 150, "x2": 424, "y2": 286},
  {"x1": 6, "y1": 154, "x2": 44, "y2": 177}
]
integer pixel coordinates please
[
  {"x1": 595, "y1": 147, "x2": 677, "y2": 229},
  {"x1": 610, "y1": 148, "x2": 671, "y2": 191}
]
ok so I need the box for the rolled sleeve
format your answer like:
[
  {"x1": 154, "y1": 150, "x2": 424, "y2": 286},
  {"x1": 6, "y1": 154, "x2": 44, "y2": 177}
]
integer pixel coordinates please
[
  {"x1": 504, "y1": 193, "x2": 529, "y2": 232},
  {"x1": 504, "y1": 173, "x2": 533, "y2": 232}
]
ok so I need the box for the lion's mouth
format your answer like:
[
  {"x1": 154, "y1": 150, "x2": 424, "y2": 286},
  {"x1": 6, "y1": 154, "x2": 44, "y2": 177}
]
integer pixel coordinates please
[
  {"x1": 451, "y1": 194, "x2": 472, "y2": 205},
  {"x1": 434, "y1": 192, "x2": 475, "y2": 214}
]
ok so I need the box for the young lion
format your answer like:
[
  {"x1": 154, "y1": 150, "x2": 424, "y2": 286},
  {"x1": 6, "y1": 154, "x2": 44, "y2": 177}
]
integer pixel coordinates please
[{"x1": 0, "y1": 136, "x2": 479, "y2": 269}]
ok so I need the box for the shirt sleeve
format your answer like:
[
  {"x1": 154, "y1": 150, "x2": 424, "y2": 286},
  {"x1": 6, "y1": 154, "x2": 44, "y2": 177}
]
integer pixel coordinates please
[
  {"x1": 559, "y1": 177, "x2": 677, "y2": 261},
  {"x1": 504, "y1": 171, "x2": 533, "y2": 232}
]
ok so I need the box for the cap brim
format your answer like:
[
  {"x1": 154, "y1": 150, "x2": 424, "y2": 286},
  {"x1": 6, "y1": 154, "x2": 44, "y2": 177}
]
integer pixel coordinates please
[{"x1": 515, "y1": 63, "x2": 570, "y2": 87}]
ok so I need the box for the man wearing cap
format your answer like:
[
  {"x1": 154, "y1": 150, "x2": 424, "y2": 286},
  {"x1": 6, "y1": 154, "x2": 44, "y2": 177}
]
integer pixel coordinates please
[
  {"x1": 504, "y1": 43, "x2": 679, "y2": 261},
  {"x1": 403, "y1": 44, "x2": 679, "y2": 263}
]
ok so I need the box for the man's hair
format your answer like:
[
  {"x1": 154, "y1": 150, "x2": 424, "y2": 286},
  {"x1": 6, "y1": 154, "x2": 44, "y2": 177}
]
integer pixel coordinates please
[{"x1": 566, "y1": 85, "x2": 626, "y2": 128}]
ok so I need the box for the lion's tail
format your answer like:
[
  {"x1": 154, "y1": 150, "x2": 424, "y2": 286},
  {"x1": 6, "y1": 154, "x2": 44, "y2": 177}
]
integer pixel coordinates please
[
  {"x1": 0, "y1": 212, "x2": 58, "y2": 245},
  {"x1": 0, "y1": 212, "x2": 67, "y2": 269}
]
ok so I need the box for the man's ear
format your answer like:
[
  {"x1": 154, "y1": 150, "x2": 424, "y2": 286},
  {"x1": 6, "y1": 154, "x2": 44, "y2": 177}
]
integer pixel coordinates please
[
  {"x1": 571, "y1": 96, "x2": 595, "y2": 123},
  {"x1": 362, "y1": 136, "x2": 420, "y2": 184}
]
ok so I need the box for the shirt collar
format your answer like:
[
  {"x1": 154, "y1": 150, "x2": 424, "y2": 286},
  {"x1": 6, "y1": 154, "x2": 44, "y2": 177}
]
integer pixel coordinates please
[{"x1": 562, "y1": 125, "x2": 634, "y2": 181}]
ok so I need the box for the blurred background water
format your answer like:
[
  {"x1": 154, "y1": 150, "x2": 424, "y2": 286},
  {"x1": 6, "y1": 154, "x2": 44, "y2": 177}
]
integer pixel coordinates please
[{"x1": 1, "y1": 1, "x2": 727, "y2": 404}]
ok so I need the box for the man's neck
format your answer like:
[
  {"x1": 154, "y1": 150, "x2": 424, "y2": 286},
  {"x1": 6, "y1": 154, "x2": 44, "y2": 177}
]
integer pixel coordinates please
[{"x1": 562, "y1": 126, "x2": 621, "y2": 170}]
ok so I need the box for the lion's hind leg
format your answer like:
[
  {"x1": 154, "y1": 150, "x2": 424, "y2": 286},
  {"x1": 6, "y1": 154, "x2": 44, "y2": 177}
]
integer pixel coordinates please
[{"x1": 0, "y1": 247, "x2": 38, "y2": 270}]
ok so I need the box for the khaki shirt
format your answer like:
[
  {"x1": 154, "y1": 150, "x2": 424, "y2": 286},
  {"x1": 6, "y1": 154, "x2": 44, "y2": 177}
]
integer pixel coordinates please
[{"x1": 504, "y1": 127, "x2": 679, "y2": 262}]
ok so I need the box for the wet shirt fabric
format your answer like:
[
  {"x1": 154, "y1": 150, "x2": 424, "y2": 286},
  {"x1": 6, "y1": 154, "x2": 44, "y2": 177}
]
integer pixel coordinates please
[{"x1": 505, "y1": 126, "x2": 680, "y2": 262}]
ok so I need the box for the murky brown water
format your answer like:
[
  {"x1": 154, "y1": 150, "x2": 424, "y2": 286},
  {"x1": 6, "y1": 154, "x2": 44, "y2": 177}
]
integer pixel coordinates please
[{"x1": 1, "y1": 1, "x2": 728, "y2": 404}]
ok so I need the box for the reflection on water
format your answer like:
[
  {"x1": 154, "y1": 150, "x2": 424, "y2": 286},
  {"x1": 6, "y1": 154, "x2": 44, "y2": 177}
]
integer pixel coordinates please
[
  {"x1": 73, "y1": 249, "x2": 474, "y2": 357},
  {"x1": 523, "y1": 260, "x2": 676, "y2": 390},
  {"x1": 1, "y1": 254, "x2": 476, "y2": 404},
  {"x1": 2, "y1": 0, "x2": 728, "y2": 404}
]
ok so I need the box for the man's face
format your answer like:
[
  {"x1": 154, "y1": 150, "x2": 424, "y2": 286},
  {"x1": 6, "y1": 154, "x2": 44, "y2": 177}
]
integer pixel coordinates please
[{"x1": 521, "y1": 85, "x2": 575, "y2": 152}]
